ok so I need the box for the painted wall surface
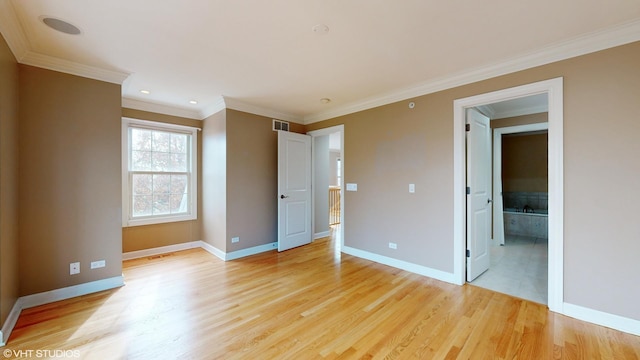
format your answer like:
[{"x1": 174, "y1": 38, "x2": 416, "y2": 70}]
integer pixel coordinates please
[
  {"x1": 121, "y1": 108, "x2": 202, "y2": 252},
  {"x1": 225, "y1": 109, "x2": 278, "y2": 251},
  {"x1": 0, "y1": 33, "x2": 19, "y2": 326},
  {"x1": 314, "y1": 135, "x2": 330, "y2": 236},
  {"x1": 502, "y1": 133, "x2": 548, "y2": 192},
  {"x1": 18, "y1": 65, "x2": 123, "y2": 296},
  {"x1": 329, "y1": 151, "x2": 340, "y2": 186},
  {"x1": 307, "y1": 41, "x2": 640, "y2": 321},
  {"x1": 202, "y1": 110, "x2": 227, "y2": 251}
]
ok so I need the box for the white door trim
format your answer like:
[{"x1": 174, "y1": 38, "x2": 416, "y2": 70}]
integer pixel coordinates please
[
  {"x1": 308, "y1": 125, "x2": 345, "y2": 250},
  {"x1": 493, "y1": 122, "x2": 549, "y2": 246},
  {"x1": 453, "y1": 77, "x2": 564, "y2": 313}
]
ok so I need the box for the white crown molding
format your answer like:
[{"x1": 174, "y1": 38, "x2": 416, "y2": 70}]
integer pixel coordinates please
[
  {"x1": 223, "y1": 97, "x2": 302, "y2": 123},
  {"x1": 303, "y1": 19, "x2": 640, "y2": 124},
  {"x1": 122, "y1": 97, "x2": 203, "y2": 120},
  {"x1": 20, "y1": 51, "x2": 129, "y2": 84},
  {"x1": 0, "y1": 0, "x2": 30, "y2": 60},
  {"x1": 200, "y1": 96, "x2": 227, "y2": 119}
]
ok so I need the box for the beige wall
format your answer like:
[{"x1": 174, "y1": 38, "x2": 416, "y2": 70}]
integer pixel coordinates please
[
  {"x1": 18, "y1": 65, "x2": 123, "y2": 296},
  {"x1": 307, "y1": 41, "x2": 640, "y2": 321},
  {"x1": 121, "y1": 108, "x2": 202, "y2": 252},
  {"x1": 502, "y1": 133, "x2": 548, "y2": 192},
  {"x1": 202, "y1": 110, "x2": 227, "y2": 251},
  {"x1": 0, "y1": 33, "x2": 19, "y2": 326},
  {"x1": 226, "y1": 110, "x2": 278, "y2": 251}
]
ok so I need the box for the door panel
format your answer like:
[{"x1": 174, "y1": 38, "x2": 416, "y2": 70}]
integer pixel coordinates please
[
  {"x1": 278, "y1": 131, "x2": 312, "y2": 251},
  {"x1": 467, "y1": 108, "x2": 491, "y2": 281}
]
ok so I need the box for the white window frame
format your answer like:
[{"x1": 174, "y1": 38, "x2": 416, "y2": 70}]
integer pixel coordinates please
[{"x1": 122, "y1": 118, "x2": 198, "y2": 227}]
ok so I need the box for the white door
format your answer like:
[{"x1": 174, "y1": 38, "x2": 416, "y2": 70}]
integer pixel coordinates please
[
  {"x1": 466, "y1": 108, "x2": 492, "y2": 281},
  {"x1": 278, "y1": 131, "x2": 312, "y2": 252}
]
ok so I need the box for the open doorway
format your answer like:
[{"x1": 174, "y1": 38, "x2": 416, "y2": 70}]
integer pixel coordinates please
[
  {"x1": 453, "y1": 78, "x2": 564, "y2": 313},
  {"x1": 308, "y1": 125, "x2": 345, "y2": 254},
  {"x1": 471, "y1": 101, "x2": 549, "y2": 304}
]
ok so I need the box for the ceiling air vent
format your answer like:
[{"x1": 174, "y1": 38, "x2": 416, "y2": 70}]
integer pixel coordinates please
[{"x1": 273, "y1": 119, "x2": 289, "y2": 132}]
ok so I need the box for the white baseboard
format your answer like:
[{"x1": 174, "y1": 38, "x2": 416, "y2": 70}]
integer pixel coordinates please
[
  {"x1": 314, "y1": 231, "x2": 330, "y2": 240},
  {"x1": 1, "y1": 300, "x2": 22, "y2": 346},
  {"x1": 123, "y1": 241, "x2": 202, "y2": 260},
  {"x1": 225, "y1": 242, "x2": 278, "y2": 261},
  {"x1": 342, "y1": 246, "x2": 458, "y2": 285},
  {"x1": 199, "y1": 241, "x2": 226, "y2": 260},
  {"x1": 0, "y1": 275, "x2": 124, "y2": 347},
  {"x1": 563, "y1": 302, "x2": 640, "y2": 336},
  {"x1": 197, "y1": 241, "x2": 277, "y2": 261}
]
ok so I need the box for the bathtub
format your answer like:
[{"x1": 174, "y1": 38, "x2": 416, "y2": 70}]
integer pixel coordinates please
[{"x1": 503, "y1": 208, "x2": 548, "y2": 238}]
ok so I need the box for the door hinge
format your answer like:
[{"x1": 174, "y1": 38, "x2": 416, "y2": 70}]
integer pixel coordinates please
[
  {"x1": 466, "y1": 186, "x2": 470, "y2": 195},
  {"x1": 465, "y1": 123, "x2": 470, "y2": 132},
  {"x1": 466, "y1": 249, "x2": 470, "y2": 258}
]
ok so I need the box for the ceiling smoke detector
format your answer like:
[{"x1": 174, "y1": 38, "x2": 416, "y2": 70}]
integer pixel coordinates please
[
  {"x1": 320, "y1": 98, "x2": 331, "y2": 104},
  {"x1": 40, "y1": 16, "x2": 82, "y2": 35}
]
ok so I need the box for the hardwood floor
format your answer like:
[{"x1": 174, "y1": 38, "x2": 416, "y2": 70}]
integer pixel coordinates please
[{"x1": 6, "y1": 230, "x2": 640, "y2": 359}]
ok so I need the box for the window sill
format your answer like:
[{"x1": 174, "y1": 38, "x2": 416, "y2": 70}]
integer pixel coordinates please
[{"x1": 124, "y1": 214, "x2": 197, "y2": 227}]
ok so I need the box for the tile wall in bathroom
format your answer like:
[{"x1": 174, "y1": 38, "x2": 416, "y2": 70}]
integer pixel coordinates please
[{"x1": 502, "y1": 192, "x2": 548, "y2": 211}]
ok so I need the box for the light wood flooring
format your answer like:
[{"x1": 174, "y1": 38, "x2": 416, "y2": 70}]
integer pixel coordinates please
[{"x1": 6, "y1": 230, "x2": 640, "y2": 359}]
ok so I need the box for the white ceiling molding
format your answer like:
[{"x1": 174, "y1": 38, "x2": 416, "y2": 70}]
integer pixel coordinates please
[
  {"x1": 20, "y1": 52, "x2": 129, "y2": 84},
  {"x1": 122, "y1": 97, "x2": 203, "y2": 120},
  {"x1": 303, "y1": 18, "x2": 640, "y2": 124},
  {"x1": 223, "y1": 97, "x2": 302, "y2": 124},
  {"x1": 491, "y1": 103, "x2": 549, "y2": 120},
  {"x1": 0, "y1": 0, "x2": 29, "y2": 60},
  {"x1": 199, "y1": 96, "x2": 226, "y2": 120},
  {"x1": 475, "y1": 105, "x2": 495, "y2": 119},
  {"x1": 0, "y1": 0, "x2": 128, "y2": 85}
]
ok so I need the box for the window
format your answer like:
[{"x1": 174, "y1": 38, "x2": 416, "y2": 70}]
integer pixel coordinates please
[{"x1": 122, "y1": 118, "x2": 198, "y2": 226}]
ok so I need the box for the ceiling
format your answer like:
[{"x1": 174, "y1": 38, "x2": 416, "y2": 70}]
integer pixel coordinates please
[{"x1": 1, "y1": 1, "x2": 639, "y2": 123}]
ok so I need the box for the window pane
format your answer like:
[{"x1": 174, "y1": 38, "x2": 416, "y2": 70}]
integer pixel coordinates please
[
  {"x1": 171, "y1": 175, "x2": 188, "y2": 194},
  {"x1": 153, "y1": 174, "x2": 171, "y2": 194},
  {"x1": 131, "y1": 129, "x2": 151, "y2": 151},
  {"x1": 132, "y1": 150, "x2": 152, "y2": 171},
  {"x1": 170, "y1": 193, "x2": 187, "y2": 213},
  {"x1": 152, "y1": 152, "x2": 170, "y2": 171},
  {"x1": 132, "y1": 195, "x2": 152, "y2": 216},
  {"x1": 170, "y1": 153, "x2": 187, "y2": 172},
  {"x1": 152, "y1": 131, "x2": 171, "y2": 152},
  {"x1": 132, "y1": 174, "x2": 152, "y2": 195},
  {"x1": 153, "y1": 194, "x2": 170, "y2": 215},
  {"x1": 171, "y1": 134, "x2": 187, "y2": 154}
]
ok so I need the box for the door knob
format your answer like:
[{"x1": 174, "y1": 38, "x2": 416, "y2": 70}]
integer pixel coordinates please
[
  {"x1": 487, "y1": 199, "x2": 493, "y2": 204},
  {"x1": 280, "y1": 194, "x2": 289, "y2": 199}
]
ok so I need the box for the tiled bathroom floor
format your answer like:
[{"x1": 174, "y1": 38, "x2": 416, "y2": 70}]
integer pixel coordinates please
[{"x1": 470, "y1": 235, "x2": 548, "y2": 304}]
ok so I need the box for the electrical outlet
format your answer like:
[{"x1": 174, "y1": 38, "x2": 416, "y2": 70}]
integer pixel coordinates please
[
  {"x1": 389, "y1": 242, "x2": 397, "y2": 249},
  {"x1": 91, "y1": 260, "x2": 106, "y2": 269},
  {"x1": 231, "y1": 237, "x2": 240, "y2": 243},
  {"x1": 70, "y1": 262, "x2": 80, "y2": 275},
  {"x1": 409, "y1": 183, "x2": 415, "y2": 193}
]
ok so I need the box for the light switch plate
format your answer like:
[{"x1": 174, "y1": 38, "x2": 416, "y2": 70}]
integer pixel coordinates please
[
  {"x1": 409, "y1": 184, "x2": 415, "y2": 193},
  {"x1": 346, "y1": 183, "x2": 358, "y2": 191}
]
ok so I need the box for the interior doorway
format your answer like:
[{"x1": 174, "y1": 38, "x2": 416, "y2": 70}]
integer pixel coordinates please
[
  {"x1": 308, "y1": 125, "x2": 345, "y2": 252},
  {"x1": 453, "y1": 78, "x2": 564, "y2": 313},
  {"x1": 472, "y1": 116, "x2": 549, "y2": 304}
]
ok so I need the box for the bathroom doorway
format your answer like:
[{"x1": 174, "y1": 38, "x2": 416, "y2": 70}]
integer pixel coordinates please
[
  {"x1": 454, "y1": 78, "x2": 564, "y2": 312},
  {"x1": 472, "y1": 115, "x2": 549, "y2": 304}
]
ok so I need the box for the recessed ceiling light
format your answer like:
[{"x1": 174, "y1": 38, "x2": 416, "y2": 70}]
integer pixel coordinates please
[
  {"x1": 189, "y1": 100, "x2": 198, "y2": 105},
  {"x1": 312, "y1": 24, "x2": 330, "y2": 35},
  {"x1": 140, "y1": 90, "x2": 150, "y2": 95},
  {"x1": 40, "y1": 16, "x2": 81, "y2": 35},
  {"x1": 320, "y1": 98, "x2": 331, "y2": 104}
]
